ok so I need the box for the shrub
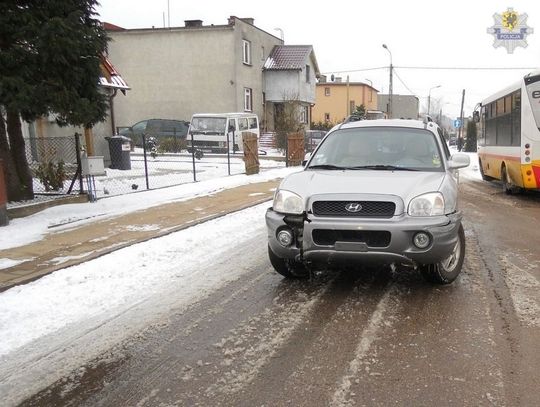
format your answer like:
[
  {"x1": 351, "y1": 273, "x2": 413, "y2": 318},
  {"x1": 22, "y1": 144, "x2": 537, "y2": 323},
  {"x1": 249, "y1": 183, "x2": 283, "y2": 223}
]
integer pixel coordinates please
[
  {"x1": 35, "y1": 161, "x2": 66, "y2": 191},
  {"x1": 157, "y1": 137, "x2": 187, "y2": 153},
  {"x1": 465, "y1": 121, "x2": 477, "y2": 152}
]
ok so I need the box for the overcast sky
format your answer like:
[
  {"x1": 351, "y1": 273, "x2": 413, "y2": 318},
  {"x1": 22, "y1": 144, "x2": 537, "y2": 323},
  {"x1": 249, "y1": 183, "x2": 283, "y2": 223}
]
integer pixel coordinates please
[{"x1": 97, "y1": 0, "x2": 539, "y2": 119}]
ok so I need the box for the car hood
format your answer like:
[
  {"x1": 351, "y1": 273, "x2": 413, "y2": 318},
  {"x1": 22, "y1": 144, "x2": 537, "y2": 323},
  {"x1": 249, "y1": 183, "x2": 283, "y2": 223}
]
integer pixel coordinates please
[{"x1": 279, "y1": 169, "x2": 447, "y2": 208}]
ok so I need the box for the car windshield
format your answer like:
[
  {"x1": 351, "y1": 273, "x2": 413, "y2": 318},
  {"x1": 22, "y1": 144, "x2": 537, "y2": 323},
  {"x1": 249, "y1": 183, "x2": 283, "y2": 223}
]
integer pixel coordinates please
[
  {"x1": 307, "y1": 127, "x2": 444, "y2": 172},
  {"x1": 190, "y1": 117, "x2": 227, "y2": 134}
]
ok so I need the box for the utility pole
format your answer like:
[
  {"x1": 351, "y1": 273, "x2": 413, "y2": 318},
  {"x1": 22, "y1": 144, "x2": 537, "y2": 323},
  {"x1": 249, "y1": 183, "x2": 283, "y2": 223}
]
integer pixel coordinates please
[
  {"x1": 346, "y1": 75, "x2": 350, "y2": 116},
  {"x1": 382, "y1": 44, "x2": 393, "y2": 119},
  {"x1": 389, "y1": 63, "x2": 393, "y2": 119},
  {"x1": 458, "y1": 89, "x2": 465, "y2": 151}
]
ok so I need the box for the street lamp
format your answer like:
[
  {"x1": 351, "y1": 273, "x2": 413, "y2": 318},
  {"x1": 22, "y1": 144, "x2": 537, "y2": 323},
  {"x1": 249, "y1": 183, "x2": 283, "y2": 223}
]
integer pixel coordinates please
[
  {"x1": 427, "y1": 85, "x2": 441, "y2": 116},
  {"x1": 382, "y1": 44, "x2": 393, "y2": 119}
]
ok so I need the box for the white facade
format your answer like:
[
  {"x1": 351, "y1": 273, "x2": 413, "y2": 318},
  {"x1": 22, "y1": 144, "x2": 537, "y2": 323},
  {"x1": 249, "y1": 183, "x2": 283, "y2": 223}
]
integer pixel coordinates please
[{"x1": 106, "y1": 17, "x2": 282, "y2": 130}]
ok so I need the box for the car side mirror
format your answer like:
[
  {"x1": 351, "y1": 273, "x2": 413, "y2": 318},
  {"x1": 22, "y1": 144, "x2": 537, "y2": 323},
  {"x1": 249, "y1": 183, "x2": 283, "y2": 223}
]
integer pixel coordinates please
[
  {"x1": 302, "y1": 152, "x2": 312, "y2": 167},
  {"x1": 447, "y1": 153, "x2": 470, "y2": 169}
]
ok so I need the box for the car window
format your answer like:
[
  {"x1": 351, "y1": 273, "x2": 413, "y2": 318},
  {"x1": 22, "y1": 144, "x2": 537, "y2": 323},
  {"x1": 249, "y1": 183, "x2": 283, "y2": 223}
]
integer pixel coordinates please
[
  {"x1": 309, "y1": 127, "x2": 443, "y2": 171},
  {"x1": 131, "y1": 121, "x2": 147, "y2": 133},
  {"x1": 238, "y1": 118, "x2": 249, "y2": 131},
  {"x1": 249, "y1": 117, "x2": 258, "y2": 129}
]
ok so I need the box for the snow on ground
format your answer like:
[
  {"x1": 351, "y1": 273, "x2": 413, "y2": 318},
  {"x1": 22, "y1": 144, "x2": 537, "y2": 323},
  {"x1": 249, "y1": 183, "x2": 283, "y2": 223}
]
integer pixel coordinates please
[
  {"x1": 0, "y1": 202, "x2": 271, "y2": 357},
  {"x1": 0, "y1": 166, "x2": 299, "y2": 251}
]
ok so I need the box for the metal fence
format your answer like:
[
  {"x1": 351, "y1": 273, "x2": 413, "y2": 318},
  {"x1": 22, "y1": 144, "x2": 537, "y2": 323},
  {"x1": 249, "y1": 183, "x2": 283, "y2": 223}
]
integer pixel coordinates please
[
  {"x1": 24, "y1": 134, "x2": 83, "y2": 195},
  {"x1": 93, "y1": 133, "x2": 259, "y2": 198},
  {"x1": 21, "y1": 133, "x2": 284, "y2": 202}
]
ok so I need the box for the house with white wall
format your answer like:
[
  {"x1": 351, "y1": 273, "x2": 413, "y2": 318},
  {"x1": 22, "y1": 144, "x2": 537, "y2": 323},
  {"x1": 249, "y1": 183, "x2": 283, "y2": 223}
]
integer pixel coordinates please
[
  {"x1": 105, "y1": 17, "x2": 320, "y2": 132},
  {"x1": 263, "y1": 45, "x2": 320, "y2": 131}
]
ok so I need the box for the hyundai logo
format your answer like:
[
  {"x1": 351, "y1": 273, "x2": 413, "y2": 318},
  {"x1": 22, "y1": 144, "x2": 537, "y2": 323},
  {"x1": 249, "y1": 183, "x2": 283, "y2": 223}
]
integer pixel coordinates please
[{"x1": 345, "y1": 203, "x2": 362, "y2": 213}]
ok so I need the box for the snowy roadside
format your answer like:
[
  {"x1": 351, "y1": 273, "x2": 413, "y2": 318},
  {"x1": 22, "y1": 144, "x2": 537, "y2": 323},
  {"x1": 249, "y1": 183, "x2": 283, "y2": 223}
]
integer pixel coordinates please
[
  {"x1": 0, "y1": 203, "x2": 271, "y2": 358},
  {"x1": 0, "y1": 166, "x2": 299, "y2": 251}
]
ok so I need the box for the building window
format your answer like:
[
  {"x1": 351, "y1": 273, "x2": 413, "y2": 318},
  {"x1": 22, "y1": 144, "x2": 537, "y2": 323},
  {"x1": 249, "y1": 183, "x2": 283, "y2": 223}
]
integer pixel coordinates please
[
  {"x1": 300, "y1": 105, "x2": 308, "y2": 124},
  {"x1": 243, "y1": 40, "x2": 251, "y2": 65},
  {"x1": 306, "y1": 65, "x2": 310, "y2": 83},
  {"x1": 324, "y1": 87, "x2": 330, "y2": 96},
  {"x1": 324, "y1": 113, "x2": 330, "y2": 122},
  {"x1": 244, "y1": 88, "x2": 252, "y2": 111}
]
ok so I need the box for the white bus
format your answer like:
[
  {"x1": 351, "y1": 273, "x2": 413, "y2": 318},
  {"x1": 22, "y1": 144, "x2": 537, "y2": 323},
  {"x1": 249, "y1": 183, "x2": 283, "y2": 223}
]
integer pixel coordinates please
[
  {"x1": 188, "y1": 113, "x2": 259, "y2": 153},
  {"x1": 475, "y1": 70, "x2": 540, "y2": 193}
]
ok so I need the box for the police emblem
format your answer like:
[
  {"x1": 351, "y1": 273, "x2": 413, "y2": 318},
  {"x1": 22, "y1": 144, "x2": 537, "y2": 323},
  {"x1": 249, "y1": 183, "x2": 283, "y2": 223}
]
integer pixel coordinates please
[{"x1": 487, "y1": 8, "x2": 534, "y2": 54}]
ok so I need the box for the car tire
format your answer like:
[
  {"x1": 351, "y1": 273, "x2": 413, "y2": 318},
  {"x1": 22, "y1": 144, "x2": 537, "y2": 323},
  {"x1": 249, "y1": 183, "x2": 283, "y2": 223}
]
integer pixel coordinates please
[
  {"x1": 420, "y1": 224, "x2": 465, "y2": 285},
  {"x1": 268, "y1": 245, "x2": 309, "y2": 279}
]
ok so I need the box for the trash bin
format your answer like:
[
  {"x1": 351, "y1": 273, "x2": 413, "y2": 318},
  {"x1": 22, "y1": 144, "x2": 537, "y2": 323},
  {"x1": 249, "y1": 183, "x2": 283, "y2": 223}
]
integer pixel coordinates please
[{"x1": 105, "y1": 135, "x2": 132, "y2": 170}]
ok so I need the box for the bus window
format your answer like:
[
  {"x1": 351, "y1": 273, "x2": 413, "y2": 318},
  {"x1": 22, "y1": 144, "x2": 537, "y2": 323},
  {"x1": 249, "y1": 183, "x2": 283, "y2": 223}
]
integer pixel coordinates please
[
  {"x1": 511, "y1": 91, "x2": 521, "y2": 146},
  {"x1": 525, "y1": 74, "x2": 540, "y2": 132}
]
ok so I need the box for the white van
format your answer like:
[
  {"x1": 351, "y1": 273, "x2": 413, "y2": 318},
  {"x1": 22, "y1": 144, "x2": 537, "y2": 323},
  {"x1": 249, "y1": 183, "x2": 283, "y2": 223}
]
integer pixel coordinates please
[{"x1": 188, "y1": 113, "x2": 259, "y2": 153}]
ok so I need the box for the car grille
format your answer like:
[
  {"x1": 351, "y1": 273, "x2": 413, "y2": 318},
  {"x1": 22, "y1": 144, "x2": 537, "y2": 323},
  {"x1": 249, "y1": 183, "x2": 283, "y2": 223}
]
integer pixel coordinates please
[
  {"x1": 312, "y1": 230, "x2": 391, "y2": 247},
  {"x1": 311, "y1": 201, "x2": 395, "y2": 218}
]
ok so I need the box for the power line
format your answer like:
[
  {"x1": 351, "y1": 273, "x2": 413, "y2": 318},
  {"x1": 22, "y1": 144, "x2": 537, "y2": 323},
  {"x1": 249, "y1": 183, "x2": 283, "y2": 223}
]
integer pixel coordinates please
[
  {"x1": 394, "y1": 66, "x2": 537, "y2": 70},
  {"x1": 321, "y1": 65, "x2": 536, "y2": 75},
  {"x1": 392, "y1": 68, "x2": 418, "y2": 97}
]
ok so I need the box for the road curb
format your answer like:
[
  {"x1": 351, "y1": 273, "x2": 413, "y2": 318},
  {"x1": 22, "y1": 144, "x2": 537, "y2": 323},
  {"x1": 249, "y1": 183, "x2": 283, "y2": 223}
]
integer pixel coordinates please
[{"x1": 0, "y1": 195, "x2": 273, "y2": 293}]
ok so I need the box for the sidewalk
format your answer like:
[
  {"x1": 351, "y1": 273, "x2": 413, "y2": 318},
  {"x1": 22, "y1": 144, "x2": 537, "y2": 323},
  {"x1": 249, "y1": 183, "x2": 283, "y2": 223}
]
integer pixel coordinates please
[{"x1": 0, "y1": 180, "x2": 279, "y2": 292}]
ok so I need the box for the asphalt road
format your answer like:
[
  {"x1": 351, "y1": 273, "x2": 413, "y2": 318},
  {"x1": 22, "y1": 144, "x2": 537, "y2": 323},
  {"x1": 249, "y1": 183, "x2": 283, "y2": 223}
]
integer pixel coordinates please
[{"x1": 14, "y1": 176, "x2": 540, "y2": 406}]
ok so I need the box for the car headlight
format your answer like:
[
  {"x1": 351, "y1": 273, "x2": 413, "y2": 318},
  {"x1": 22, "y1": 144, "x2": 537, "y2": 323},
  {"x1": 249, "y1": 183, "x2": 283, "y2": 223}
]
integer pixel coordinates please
[
  {"x1": 408, "y1": 192, "x2": 445, "y2": 217},
  {"x1": 273, "y1": 190, "x2": 304, "y2": 214}
]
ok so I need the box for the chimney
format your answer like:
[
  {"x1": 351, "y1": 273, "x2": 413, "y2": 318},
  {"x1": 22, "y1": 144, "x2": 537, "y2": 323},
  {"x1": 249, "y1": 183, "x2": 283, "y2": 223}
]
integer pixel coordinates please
[
  {"x1": 185, "y1": 19, "x2": 203, "y2": 28},
  {"x1": 228, "y1": 16, "x2": 237, "y2": 25},
  {"x1": 242, "y1": 18, "x2": 255, "y2": 25}
]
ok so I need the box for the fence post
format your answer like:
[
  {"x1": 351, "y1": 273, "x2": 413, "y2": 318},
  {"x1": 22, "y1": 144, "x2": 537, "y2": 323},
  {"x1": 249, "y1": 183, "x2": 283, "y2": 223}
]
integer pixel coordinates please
[
  {"x1": 285, "y1": 132, "x2": 289, "y2": 167},
  {"x1": 190, "y1": 131, "x2": 197, "y2": 182},
  {"x1": 75, "y1": 133, "x2": 84, "y2": 194},
  {"x1": 142, "y1": 133, "x2": 150, "y2": 190},
  {"x1": 227, "y1": 131, "x2": 231, "y2": 176}
]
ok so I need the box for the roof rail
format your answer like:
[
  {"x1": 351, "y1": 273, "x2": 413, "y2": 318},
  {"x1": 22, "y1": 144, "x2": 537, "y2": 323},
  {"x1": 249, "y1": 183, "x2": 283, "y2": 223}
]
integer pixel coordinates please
[{"x1": 342, "y1": 114, "x2": 365, "y2": 124}]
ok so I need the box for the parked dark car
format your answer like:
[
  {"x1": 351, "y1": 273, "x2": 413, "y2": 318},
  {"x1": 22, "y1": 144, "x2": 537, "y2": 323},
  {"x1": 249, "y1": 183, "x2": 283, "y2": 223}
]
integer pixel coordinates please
[{"x1": 119, "y1": 119, "x2": 190, "y2": 147}]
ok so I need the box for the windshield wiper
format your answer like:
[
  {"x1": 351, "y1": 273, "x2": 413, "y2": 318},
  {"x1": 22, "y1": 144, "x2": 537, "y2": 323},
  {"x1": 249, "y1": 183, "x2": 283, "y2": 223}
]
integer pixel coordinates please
[
  {"x1": 308, "y1": 164, "x2": 347, "y2": 170},
  {"x1": 347, "y1": 165, "x2": 419, "y2": 171}
]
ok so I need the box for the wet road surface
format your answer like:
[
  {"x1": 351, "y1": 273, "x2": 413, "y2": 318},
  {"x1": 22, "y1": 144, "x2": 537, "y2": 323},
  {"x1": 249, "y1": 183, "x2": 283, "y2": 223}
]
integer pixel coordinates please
[{"x1": 13, "y1": 177, "x2": 540, "y2": 406}]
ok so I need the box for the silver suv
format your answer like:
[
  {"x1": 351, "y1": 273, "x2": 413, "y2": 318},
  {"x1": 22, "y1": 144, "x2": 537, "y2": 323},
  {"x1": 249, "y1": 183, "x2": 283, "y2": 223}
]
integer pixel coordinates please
[{"x1": 266, "y1": 119, "x2": 470, "y2": 284}]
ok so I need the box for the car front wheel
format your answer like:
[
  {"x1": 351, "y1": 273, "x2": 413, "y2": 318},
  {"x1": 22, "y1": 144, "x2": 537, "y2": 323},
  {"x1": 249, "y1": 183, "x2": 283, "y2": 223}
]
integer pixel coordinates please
[
  {"x1": 268, "y1": 245, "x2": 309, "y2": 279},
  {"x1": 420, "y1": 224, "x2": 465, "y2": 285}
]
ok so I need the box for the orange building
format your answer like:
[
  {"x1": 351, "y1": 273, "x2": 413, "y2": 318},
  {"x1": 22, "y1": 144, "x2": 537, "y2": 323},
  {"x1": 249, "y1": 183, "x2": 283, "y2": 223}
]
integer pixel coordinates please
[{"x1": 312, "y1": 79, "x2": 378, "y2": 126}]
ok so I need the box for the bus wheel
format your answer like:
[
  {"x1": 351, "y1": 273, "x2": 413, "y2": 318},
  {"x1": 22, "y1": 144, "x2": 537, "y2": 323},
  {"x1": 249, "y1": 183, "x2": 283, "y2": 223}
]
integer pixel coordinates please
[
  {"x1": 478, "y1": 159, "x2": 493, "y2": 181},
  {"x1": 501, "y1": 166, "x2": 518, "y2": 195}
]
